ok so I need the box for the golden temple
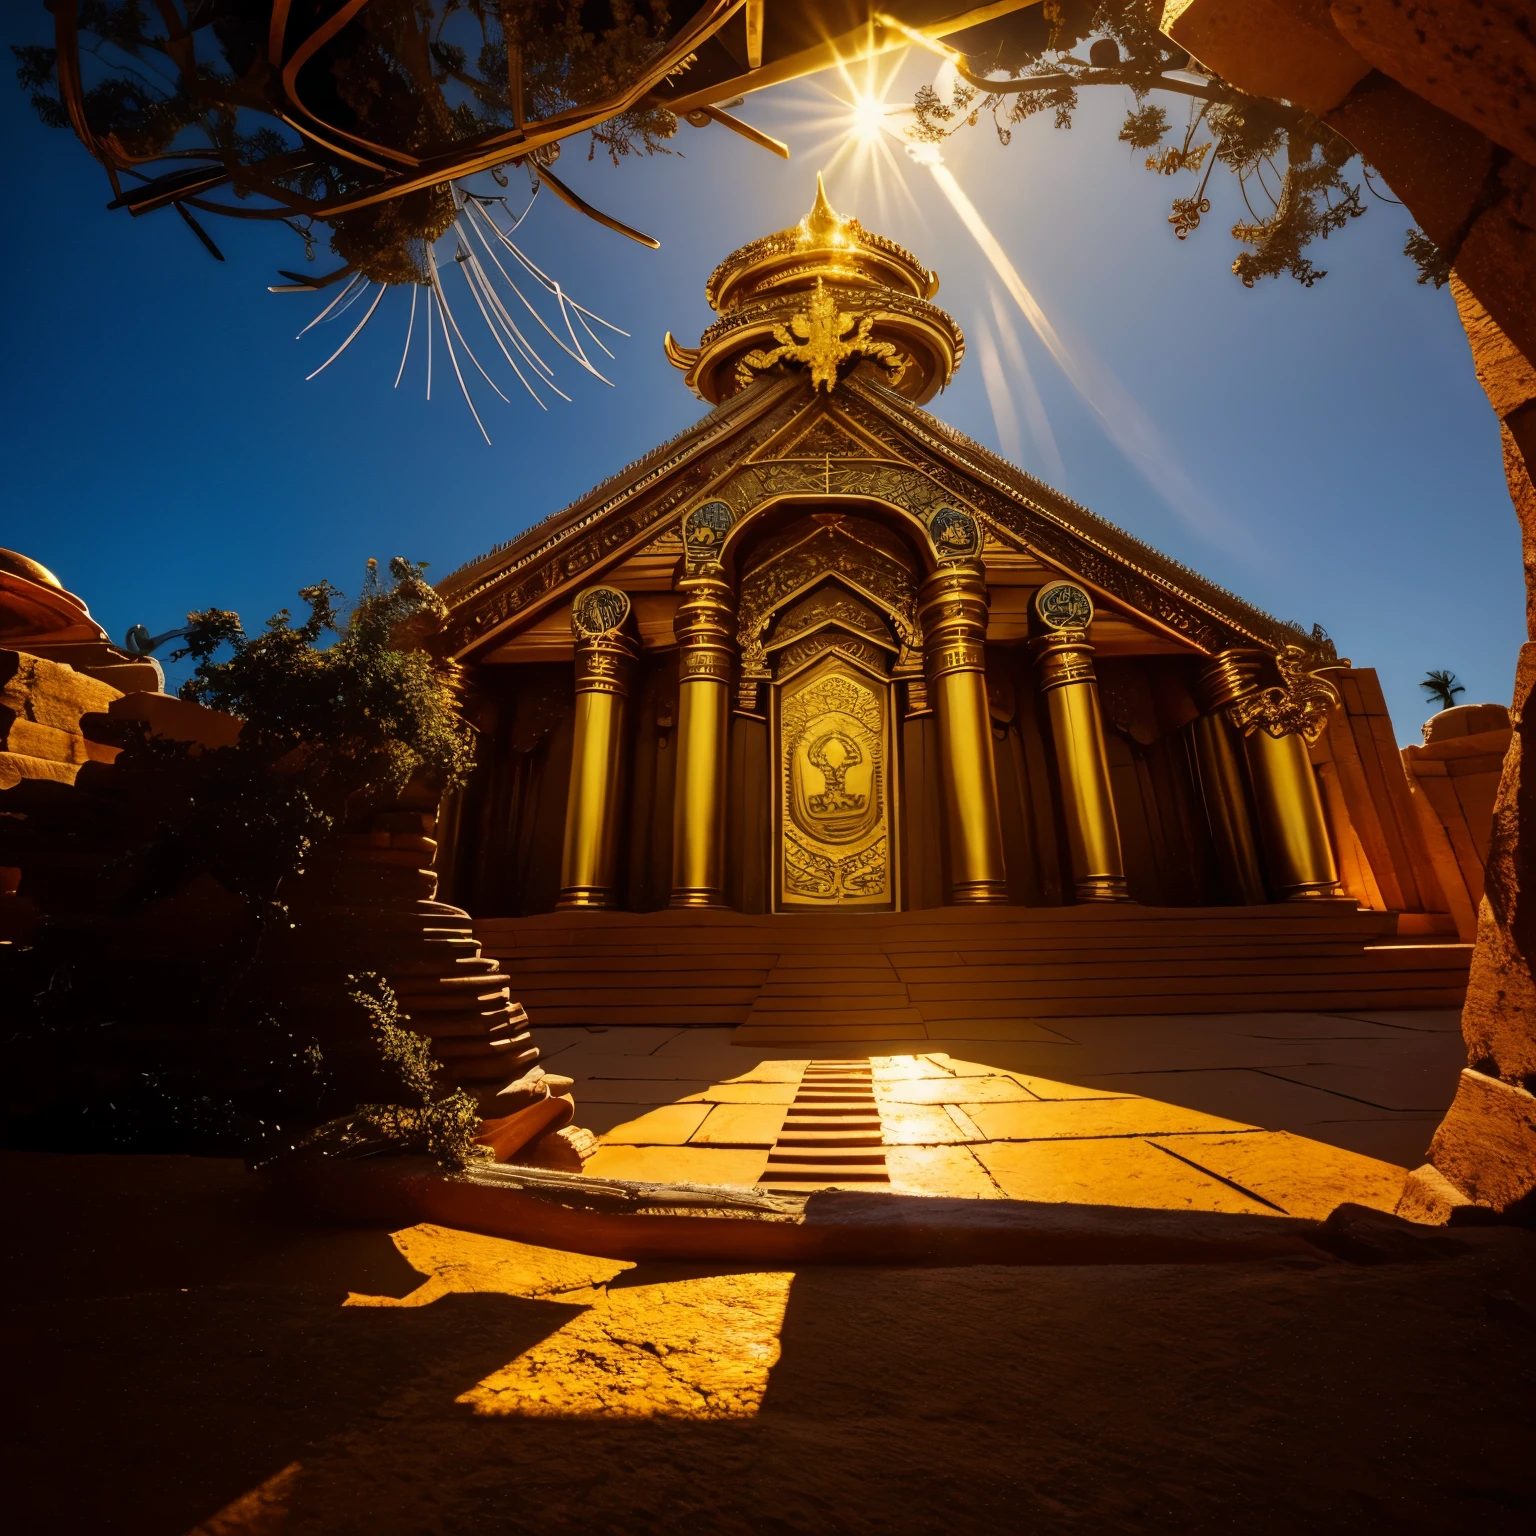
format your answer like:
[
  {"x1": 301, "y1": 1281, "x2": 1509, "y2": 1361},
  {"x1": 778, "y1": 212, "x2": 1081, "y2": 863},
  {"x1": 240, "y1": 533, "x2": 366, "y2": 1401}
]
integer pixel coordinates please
[{"x1": 431, "y1": 181, "x2": 1470, "y2": 1035}]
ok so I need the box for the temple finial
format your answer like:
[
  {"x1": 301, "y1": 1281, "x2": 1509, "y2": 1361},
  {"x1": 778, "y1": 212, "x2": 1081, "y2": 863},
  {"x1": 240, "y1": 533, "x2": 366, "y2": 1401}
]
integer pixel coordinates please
[{"x1": 804, "y1": 172, "x2": 844, "y2": 240}]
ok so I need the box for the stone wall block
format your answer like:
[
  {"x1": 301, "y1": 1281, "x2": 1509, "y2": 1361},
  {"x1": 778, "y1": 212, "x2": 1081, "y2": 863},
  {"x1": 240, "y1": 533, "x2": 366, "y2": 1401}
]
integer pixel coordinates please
[
  {"x1": 1501, "y1": 419, "x2": 1536, "y2": 638},
  {"x1": 1160, "y1": 0, "x2": 1373, "y2": 111},
  {"x1": 1454, "y1": 156, "x2": 1536, "y2": 379},
  {"x1": 1324, "y1": 73, "x2": 1501, "y2": 248},
  {"x1": 1452, "y1": 272, "x2": 1536, "y2": 419},
  {"x1": 1460, "y1": 641, "x2": 1536, "y2": 1079},
  {"x1": 1426, "y1": 1067, "x2": 1536, "y2": 1211},
  {"x1": 1327, "y1": 0, "x2": 1536, "y2": 166},
  {"x1": 1395, "y1": 1160, "x2": 1478, "y2": 1222}
]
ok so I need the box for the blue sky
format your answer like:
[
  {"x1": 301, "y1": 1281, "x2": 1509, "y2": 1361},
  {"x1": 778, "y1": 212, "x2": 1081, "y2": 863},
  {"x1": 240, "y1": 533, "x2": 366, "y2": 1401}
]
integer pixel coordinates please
[{"x1": 0, "y1": 44, "x2": 1523, "y2": 743}]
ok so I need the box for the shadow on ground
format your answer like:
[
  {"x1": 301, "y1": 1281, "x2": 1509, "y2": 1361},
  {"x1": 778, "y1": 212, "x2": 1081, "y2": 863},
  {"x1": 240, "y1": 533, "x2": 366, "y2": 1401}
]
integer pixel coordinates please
[{"x1": 5, "y1": 1152, "x2": 1535, "y2": 1536}]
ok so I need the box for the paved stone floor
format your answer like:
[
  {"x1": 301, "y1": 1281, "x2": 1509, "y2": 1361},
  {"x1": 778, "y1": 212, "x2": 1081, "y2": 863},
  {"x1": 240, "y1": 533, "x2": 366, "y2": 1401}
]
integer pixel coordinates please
[
  {"x1": 8, "y1": 1151, "x2": 1534, "y2": 1535},
  {"x1": 535, "y1": 1009, "x2": 1466, "y2": 1215}
]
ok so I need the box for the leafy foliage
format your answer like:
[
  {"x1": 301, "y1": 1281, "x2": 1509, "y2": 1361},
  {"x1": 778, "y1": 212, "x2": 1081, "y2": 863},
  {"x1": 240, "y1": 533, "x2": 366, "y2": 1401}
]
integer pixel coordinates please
[
  {"x1": 0, "y1": 557, "x2": 475, "y2": 1158},
  {"x1": 176, "y1": 557, "x2": 473, "y2": 813},
  {"x1": 1404, "y1": 227, "x2": 1452, "y2": 289},
  {"x1": 914, "y1": 0, "x2": 1383, "y2": 288},
  {"x1": 1420, "y1": 669, "x2": 1466, "y2": 711},
  {"x1": 348, "y1": 972, "x2": 489, "y2": 1171},
  {"x1": 11, "y1": 1, "x2": 679, "y2": 283}
]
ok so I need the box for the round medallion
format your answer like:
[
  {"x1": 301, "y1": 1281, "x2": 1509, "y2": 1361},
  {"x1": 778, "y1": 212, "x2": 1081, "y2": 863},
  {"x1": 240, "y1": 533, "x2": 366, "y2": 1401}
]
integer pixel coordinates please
[
  {"x1": 928, "y1": 505, "x2": 980, "y2": 560},
  {"x1": 571, "y1": 586, "x2": 631, "y2": 638},
  {"x1": 1034, "y1": 580, "x2": 1094, "y2": 631},
  {"x1": 684, "y1": 500, "x2": 734, "y2": 551}
]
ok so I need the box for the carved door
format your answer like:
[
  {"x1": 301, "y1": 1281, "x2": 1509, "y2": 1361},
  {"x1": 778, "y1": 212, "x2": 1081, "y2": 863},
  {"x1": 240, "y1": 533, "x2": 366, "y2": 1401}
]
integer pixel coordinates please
[{"x1": 772, "y1": 652, "x2": 897, "y2": 911}]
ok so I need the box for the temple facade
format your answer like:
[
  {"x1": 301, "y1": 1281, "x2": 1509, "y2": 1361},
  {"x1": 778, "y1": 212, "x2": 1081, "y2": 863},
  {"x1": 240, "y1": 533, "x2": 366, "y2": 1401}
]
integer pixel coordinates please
[{"x1": 434, "y1": 182, "x2": 1447, "y2": 927}]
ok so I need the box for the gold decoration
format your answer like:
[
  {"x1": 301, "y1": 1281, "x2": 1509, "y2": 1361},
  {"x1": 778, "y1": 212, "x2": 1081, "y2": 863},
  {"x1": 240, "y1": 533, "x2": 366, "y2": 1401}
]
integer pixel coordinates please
[
  {"x1": 570, "y1": 586, "x2": 630, "y2": 639},
  {"x1": 765, "y1": 589, "x2": 896, "y2": 656},
  {"x1": 1028, "y1": 628, "x2": 1130, "y2": 902},
  {"x1": 735, "y1": 279, "x2": 907, "y2": 394},
  {"x1": 667, "y1": 176, "x2": 963, "y2": 405},
  {"x1": 558, "y1": 610, "x2": 637, "y2": 911},
  {"x1": 775, "y1": 631, "x2": 890, "y2": 678},
  {"x1": 1227, "y1": 645, "x2": 1340, "y2": 746},
  {"x1": 670, "y1": 576, "x2": 736, "y2": 909},
  {"x1": 775, "y1": 657, "x2": 893, "y2": 909},
  {"x1": 736, "y1": 519, "x2": 921, "y2": 687},
  {"x1": 918, "y1": 562, "x2": 1008, "y2": 904}
]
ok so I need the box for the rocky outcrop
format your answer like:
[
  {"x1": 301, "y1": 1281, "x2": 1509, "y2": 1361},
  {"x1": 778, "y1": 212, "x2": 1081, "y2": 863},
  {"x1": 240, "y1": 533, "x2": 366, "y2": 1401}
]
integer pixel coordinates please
[
  {"x1": 1158, "y1": 0, "x2": 1536, "y2": 1218},
  {"x1": 1401, "y1": 703, "x2": 1513, "y2": 940}
]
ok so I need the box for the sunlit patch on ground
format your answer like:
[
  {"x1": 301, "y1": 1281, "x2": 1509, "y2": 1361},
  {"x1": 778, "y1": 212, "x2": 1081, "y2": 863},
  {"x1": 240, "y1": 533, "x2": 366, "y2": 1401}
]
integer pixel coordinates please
[
  {"x1": 568, "y1": 1050, "x2": 1411, "y2": 1216},
  {"x1": 458, "y1": 1268, "x2": 794, "y2": 1419},
  {"x1": 345, "y1": 1225, "x2": 794, "y2": 1420}
]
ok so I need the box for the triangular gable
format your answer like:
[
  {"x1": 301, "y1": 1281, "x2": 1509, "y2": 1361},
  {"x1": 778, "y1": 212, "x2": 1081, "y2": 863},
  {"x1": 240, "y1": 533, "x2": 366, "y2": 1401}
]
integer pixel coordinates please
[{"x1": 439, "y1": 369, "x2": 1330, "y2": 667}]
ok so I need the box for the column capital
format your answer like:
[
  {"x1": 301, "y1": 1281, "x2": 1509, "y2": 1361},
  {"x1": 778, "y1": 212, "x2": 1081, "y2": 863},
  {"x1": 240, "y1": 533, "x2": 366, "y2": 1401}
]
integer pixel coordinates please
[
  {"x1": 1028, "y1": 628, "x2": 1097, "y2": 693},
  {"x1": 674, "y1": 575, "x2": 736, "y2": 686},
  {"x1": 919, "y1": 560, "x2": 989, "y2": 683},
  {"x1": 1200, "y1": 645, "x2": 1339, "y2": 746},
  {"x1": 571, "y1": 586, "x2": 639, "y2": 697}
]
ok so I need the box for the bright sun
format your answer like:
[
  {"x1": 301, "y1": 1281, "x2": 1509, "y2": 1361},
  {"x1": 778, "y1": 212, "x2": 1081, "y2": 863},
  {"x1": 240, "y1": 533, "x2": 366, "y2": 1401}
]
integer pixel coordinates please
[{"x1": 848, "y1": 92, "x2": 892, "y2": 144}]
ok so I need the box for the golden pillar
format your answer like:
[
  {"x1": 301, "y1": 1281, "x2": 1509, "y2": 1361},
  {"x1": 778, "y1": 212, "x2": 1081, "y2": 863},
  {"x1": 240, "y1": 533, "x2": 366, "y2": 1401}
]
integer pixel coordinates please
[
  {"x1": 558, "y1": 588, "x2": 637, "y2": 910},
  {"x1": 919, "y1": 521, "x2": 1007, "y2": 904},
  {"x1": 1192, "y1": 653, "x2": 1267, "y2": 904},
  {"x1": 670, "y1": 572, "x2": 736, "y2": 908},
  {"x1": 1028, "y1": 581, "x2": 1130, "y2": 903},
  {"x1": 1205, "y1": 646, "x2": 1342, "y2": 901}
]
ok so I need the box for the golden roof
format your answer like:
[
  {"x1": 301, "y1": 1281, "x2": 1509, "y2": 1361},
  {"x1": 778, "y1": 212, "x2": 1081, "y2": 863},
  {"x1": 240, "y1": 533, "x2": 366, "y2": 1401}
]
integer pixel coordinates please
[{"x1": 664, "y1": 176, "x2": 964, "y2": 407}]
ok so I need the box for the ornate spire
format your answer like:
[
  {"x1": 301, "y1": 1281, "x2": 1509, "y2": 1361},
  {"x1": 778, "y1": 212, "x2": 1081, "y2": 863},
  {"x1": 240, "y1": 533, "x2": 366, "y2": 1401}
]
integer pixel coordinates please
[
  {"x1": 803, "y1": 172, "x2": 846, "y2": 242},
  {"x1": 663, "y1": 175, "x2": 964, "y2": 406}
]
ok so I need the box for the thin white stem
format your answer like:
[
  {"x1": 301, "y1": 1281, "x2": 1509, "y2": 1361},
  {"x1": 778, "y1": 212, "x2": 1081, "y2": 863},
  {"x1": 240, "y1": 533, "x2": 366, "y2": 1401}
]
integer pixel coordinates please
[
  {"x1": 393, "y1": 283, "x2": 418, "y2": 389},
  {"x1": 295, "y1": 272, "x2": 363, "y2": 338},
  {"x1": 428, "y1": 252, "x2": 494, "y2": 443},
  {"x1": 426, "y1": 285, "x2": 434, "y2": 401},
  {"x1": 459, "y1": 252, "x2": 552, "y2": 405},
  {"x1": 456, "y1": 216, "x2": 558, "y2": 379},
  {"x1": 466, "y1": 202, "x2": 606, "y2": 377},
  {"x1": 305, "y1": 284, "x2": 385, "y2": 381},
  {"x1": 429, "y1": 248, "x2": 511, "y2": 404}
]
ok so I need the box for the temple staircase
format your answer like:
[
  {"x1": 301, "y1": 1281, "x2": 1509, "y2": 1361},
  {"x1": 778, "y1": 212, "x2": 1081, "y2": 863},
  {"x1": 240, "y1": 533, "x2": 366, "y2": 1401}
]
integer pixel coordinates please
[{"x1": 474, "y1": 904, "x2": 1472, "y2": 1046}]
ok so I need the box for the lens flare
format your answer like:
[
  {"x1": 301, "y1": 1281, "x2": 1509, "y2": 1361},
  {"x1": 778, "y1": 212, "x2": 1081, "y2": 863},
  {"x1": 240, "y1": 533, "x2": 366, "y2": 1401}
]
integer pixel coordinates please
[{"x1": 849, "y1": 93, "x2": 892, "y2": 143}]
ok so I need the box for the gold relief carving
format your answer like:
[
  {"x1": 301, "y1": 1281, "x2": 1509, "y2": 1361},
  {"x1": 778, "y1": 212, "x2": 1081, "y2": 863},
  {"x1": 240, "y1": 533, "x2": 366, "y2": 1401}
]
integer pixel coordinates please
[
  {"x1": 737, "y1": 525, "x2": 921, "y2": 683},
  {"x1": 571, "y1": 585, "x2": 631, "y2": 638},
  {"x1": 918, "y1": 561, "x2": 989, "y2": 683},
  {"x1": 680, "y1": 649, "x2": 734, "y2": 681},
  {"x1": 1032, "y1": 638, "x2": 1097, "y2": 694},
  {"x1": 1226, "y1": 645, "x2": 1340, "y2": 745},
  {"x1": 776, "y1": 631, "x2": 889, "y2": 678},
  {"x1": 736, "y1": 279, "x2": 908, "y2": 394},
  {"x1": 1034, "y1": 581, "x2": 1094, "y2": 632},
  {"x1": 767, "y1": 589, "x2": 893, "y2": 653},
  {"x1": 775, "y1": 658, "x2": 894, "y2": 908},
  {"x1": 927, "y1": 505, "x2": 981, "y2": 561}
]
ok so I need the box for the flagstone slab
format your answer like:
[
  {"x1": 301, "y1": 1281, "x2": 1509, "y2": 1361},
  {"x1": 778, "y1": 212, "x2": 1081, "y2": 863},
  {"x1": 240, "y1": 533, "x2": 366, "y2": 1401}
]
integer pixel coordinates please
[
  {"x1": 1151, "y1": 1131, "x2": 1406, "y2": 1220},
  {"x1": 975, "y1": 1137, "x2": 1277, "y2": 1214},
  {"x1": 878, "y1": 1103, "x2": 977, "y2": 1145},
  {"x1": 599, "y1": 1105, "x2": 712, "y2": 1145},
  {"x1": 875, "y1": 1076, "x2": 1039, "y2": 1105},
  {"x1": 966, "y1": 1097, "x2": 1254, "y2": 1142},
  {"x1": 885, "y1": 1144, "x2": 1004, "y2": 1199},
  {"x1": 689, "y1": 1104, "x2": 790, "y2": 1147},
  {"x1": 679, "y1": 1082, "x2": 802, "y2": 1104}
]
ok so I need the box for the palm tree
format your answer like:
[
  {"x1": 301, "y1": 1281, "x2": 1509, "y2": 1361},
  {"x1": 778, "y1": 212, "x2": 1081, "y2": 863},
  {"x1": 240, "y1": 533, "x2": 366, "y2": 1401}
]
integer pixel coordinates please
[{"x1": 1421, "y1": 670, "x2": 1466, "y2": 712}]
